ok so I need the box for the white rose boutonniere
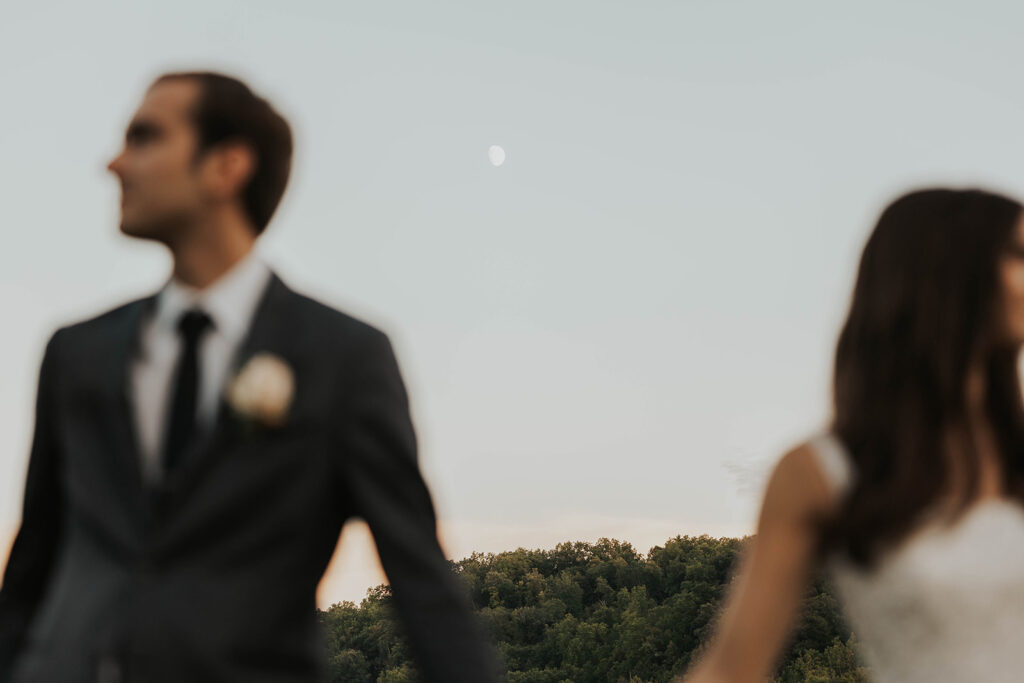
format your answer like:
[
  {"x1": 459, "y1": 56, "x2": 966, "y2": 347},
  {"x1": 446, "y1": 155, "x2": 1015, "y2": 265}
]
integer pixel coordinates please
[{"x1": 227, "y1": 352, "x2": 295, "y2": 429}]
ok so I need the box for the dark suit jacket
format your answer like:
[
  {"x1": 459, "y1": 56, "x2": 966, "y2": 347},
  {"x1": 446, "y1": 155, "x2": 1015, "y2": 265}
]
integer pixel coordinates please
[{"x1": 0, "y1": 273, "x2": 501, "y2": 682}]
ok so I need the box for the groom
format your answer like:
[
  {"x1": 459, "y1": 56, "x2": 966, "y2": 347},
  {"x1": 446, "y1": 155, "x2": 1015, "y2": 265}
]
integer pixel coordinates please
[{"x1": 0, "y1": 72, "x2": 501, "y2": 682}]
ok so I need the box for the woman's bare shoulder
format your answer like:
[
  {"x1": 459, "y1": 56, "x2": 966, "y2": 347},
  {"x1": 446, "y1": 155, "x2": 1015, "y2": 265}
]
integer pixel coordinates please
[{"x1": 759, "y1": 440, "x2": 842, "y2": 529}]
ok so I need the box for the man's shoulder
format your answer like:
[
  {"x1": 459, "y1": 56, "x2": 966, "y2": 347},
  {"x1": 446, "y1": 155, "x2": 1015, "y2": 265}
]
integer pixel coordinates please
[
  {"x1": 55, "y1": 295, "x2": 155, "y2": 341},
  {"x1": 52, "y1": 277, "x2": 392, "y2": 352},
  {"x1": 275, "y1": 280, "x2": 391, "y2": 351},
  {"x1": 285, "y1": 288, "x2": 376, "y2": 331}
]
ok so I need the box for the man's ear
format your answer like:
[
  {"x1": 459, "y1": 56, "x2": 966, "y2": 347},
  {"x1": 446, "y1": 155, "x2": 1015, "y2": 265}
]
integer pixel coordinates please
[{"x1": 204, "y1": 141, "x2": 257, "y2": 199}]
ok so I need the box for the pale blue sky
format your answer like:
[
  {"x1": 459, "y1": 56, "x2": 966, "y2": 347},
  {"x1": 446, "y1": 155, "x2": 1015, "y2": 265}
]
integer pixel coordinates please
[{"x1": 4, "y1": 0, "x2": 1024, "y2": 602}]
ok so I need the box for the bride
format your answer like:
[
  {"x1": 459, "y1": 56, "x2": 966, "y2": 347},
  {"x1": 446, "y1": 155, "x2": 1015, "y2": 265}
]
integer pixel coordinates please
[{"x1": 683, "y1": 188, "x2": 1024, "y2": 683}]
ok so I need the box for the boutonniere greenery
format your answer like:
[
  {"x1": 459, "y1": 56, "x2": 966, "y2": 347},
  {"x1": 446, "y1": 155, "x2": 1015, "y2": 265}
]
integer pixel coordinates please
[{"x1": 226, "y1": 352, "x2": 295, "y2": 432}]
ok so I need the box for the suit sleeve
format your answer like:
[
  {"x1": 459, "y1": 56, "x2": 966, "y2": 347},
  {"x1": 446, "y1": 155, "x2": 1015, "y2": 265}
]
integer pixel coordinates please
[
  {"x1": 0, "y1": 331, "x2": 64, "y2": 680},
  {"x1": 334, "y1": 330, "x2": 503, "y2": 683}
]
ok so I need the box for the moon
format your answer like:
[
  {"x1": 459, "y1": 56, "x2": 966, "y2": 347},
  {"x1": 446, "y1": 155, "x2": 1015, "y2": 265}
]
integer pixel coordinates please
[{"x1": 488, "y1": 145, "x2": 506, "y2": 167}]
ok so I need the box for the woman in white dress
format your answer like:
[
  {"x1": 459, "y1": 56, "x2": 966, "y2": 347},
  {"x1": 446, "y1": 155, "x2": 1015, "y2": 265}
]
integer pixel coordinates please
[{"x1": 683, "y1": 188, "x2": 1024, "y2": 683}]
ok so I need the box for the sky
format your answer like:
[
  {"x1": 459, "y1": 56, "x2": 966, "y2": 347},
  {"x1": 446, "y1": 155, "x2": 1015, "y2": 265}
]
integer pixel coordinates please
[{"x1": 5, "y1": 0, "x2": 1024, "y2": 605}]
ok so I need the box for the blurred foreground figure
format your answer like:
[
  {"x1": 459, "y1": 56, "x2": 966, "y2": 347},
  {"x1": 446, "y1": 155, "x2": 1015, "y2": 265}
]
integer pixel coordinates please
[
  {"x1": 0, "y1": 72, "x2": 500, "y2": 683},
  {"x1": 683, "y1": 189, "x2": 1024, "y2": 683}
]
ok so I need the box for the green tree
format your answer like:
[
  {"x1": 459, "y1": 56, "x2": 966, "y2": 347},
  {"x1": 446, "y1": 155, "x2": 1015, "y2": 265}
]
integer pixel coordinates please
[{"x1": 321, "y1": 535, "x2": 868, "y2": 683}]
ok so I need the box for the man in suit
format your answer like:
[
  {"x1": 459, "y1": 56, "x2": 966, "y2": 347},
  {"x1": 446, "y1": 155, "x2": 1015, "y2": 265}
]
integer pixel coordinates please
[{"x1": 0, "y1": 72, "x2": 501, "y2": 682}]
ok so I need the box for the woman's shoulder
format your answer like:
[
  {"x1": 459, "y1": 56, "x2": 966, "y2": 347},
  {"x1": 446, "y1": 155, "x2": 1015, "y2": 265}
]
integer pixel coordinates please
[
  {"x1": 803, "y1": 432, "x2": 856, "y2": 497},
  {"x1": 761, "y1": 433, "x2": 852, "y2": 527}
]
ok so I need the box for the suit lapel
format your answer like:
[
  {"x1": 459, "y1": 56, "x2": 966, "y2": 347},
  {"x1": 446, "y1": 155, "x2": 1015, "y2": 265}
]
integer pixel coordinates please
[
  {"x1": 163, "y1": 271, "x2": 297, "y2": 502},
  {"x1": 108, "y1": 294, "x2": 159, "y2": 517}
]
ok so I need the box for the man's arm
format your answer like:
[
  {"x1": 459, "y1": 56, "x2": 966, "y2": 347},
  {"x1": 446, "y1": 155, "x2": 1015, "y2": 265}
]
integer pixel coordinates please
[
  {"x1": 0, "y1": 331, "x2": 65, "y2": 680},
  {"x1": 334, "y1": 329, "x2": 502, "y2": 683}
]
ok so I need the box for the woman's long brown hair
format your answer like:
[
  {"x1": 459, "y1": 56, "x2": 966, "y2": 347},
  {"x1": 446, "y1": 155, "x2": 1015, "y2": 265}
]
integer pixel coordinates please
[{"x1": 821, "y1": 188, "x2": 1024, "y2": 568}]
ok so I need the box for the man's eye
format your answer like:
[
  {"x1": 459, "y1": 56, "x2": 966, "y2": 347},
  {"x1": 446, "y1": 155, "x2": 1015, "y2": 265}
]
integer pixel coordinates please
[{"x1": 126, "y1": 127, "x2": 158, "y2": 145}]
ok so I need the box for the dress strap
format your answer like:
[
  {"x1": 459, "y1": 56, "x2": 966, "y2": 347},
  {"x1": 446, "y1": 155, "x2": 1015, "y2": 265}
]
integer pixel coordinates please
[{"x1": 808, "y1": 432, "x2": 856, "y2": 497}]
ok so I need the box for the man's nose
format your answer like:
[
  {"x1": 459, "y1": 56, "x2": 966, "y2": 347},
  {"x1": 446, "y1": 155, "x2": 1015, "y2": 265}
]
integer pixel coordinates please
[{"x1": 107, "y1": 151, "x2": 125, "y2": 175}]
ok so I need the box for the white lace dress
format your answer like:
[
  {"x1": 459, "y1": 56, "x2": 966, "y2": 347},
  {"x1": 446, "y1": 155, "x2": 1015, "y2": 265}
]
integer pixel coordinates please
[{"x1": 810, "y1": 433, "x2": 1024, "y2": 683}]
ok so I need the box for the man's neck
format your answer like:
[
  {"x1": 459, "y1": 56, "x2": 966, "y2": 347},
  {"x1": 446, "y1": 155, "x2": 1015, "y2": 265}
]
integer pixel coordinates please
[{"x1": 170, "y1": 219, "x2": 257, "y2": 290}]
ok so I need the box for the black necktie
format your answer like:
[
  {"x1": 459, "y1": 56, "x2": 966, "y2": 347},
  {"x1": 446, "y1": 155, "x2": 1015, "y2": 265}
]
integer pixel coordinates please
[{"x1": 162, "y1": 308, "x2": 214, "y2": 475}]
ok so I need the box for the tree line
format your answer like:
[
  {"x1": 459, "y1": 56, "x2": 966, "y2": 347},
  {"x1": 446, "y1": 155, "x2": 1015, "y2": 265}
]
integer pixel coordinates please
[{"x1": 319, "y1": 535, "x2": 869, "y2": 682}]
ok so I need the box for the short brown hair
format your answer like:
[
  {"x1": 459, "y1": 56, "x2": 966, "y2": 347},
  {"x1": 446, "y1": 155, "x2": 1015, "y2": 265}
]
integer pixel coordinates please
[{"x1": 153, "y1": 71, "x2": 293, "y2": 235}]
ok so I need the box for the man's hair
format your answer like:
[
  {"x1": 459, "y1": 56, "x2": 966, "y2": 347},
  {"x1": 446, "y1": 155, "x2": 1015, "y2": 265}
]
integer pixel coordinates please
[{"x1": 152, "y1": 71, "x2": 293, "y2": 236}]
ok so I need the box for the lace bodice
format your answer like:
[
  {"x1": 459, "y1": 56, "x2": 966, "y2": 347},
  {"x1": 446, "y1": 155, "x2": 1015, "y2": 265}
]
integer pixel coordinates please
[{"x1": 810, "y1": 434, "x2": 1024, "y2": 682}]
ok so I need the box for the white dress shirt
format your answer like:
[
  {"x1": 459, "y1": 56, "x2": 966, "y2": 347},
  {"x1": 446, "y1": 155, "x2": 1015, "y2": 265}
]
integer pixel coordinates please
[{"x1": 131, "y1": 250, "x2": 273, "y2": 485}]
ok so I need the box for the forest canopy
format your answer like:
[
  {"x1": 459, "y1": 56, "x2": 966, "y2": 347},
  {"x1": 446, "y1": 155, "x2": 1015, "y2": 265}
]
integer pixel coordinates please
[{"x1": 319, "y1": 535, "x2": 868, "y2": 683}]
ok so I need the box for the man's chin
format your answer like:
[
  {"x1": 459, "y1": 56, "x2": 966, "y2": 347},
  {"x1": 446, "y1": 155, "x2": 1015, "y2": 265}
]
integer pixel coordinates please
[
  {"x1": 118, "y1": 218, "x2": 165, "y2": 242},
  {"x1": 118, "y1": 222, "x2": 149, "y2": 239},
  {"x1": 117, "y1": 210, "x2": 188, "y2": 245}
]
